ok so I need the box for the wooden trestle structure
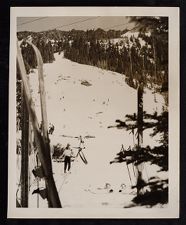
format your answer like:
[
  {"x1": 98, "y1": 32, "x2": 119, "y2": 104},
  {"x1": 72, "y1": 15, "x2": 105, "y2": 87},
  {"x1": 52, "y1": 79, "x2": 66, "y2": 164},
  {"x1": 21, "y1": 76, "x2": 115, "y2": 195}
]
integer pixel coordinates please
[{"x1": 17, "y1": 40, "x2": 62, "y2": 208}]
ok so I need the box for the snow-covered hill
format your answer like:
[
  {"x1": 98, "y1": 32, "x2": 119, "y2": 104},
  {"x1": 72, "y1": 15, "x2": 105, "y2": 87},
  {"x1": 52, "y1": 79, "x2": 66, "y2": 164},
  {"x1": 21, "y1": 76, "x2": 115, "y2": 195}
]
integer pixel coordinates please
[{"x1": 24, "y1": 52, "x2": 166, "y2": 208}]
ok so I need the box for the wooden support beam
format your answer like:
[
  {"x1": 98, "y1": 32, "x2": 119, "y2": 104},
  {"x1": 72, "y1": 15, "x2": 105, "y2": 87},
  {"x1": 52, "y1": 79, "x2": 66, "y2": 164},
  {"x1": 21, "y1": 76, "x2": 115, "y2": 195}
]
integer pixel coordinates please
[
  {"x1": 17, "y1": 41, "x2": 62, "y2": 208},
  {"x1": 28, "y1": 42, "x2": 55, "y2": 207},
  {"x1": 28, "y1": 42, "x2": 49, "y2": 141},
  {"x1": 21, "y1": 94, "x2": 29, "y2": 207}
]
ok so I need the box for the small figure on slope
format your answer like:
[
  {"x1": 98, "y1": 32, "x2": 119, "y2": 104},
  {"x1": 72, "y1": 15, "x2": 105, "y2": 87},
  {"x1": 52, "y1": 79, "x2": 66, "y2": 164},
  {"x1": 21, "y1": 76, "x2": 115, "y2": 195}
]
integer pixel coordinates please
[
  {"x1": 48, "y1": 123, "x2": 55, "y2": 135},
  {"x1": 61, "y1": 143, "x2": 74, "y2": 173}
]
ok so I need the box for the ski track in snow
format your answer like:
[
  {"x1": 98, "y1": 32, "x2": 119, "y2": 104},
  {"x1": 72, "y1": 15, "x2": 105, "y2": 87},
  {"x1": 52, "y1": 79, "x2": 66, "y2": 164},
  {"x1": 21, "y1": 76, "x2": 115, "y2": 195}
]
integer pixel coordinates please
[{"x1": 26, "y1": 53, "x2": 167, "y2": 208}]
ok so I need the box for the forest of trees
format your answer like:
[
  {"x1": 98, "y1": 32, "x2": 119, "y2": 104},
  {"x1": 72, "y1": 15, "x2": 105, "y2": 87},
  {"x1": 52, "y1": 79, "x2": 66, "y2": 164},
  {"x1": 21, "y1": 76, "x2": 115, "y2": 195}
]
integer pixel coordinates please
[
  {"x1": 111, "y1": 110, "x2": 168, "y2": 206},
  {"x1": 17, "y1": 18, "x2": 168, "y2": 94},
  {"x1": 108, "y1": 17, "x2": 168, "y2": 206}
]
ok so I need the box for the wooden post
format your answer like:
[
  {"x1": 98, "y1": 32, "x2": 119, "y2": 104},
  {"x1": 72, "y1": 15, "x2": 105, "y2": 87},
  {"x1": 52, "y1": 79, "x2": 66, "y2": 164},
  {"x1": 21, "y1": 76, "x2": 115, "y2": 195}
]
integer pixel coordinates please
[
  {"x1": 20, "y1": 94, "x2": 29, "y2": 207},
  {"x1": 28, "y1": 42, "x2": 54, "y2": 207},
  {"x1": 17, "y1": 41, "x2": 62, "y2": 208},
  {"x1": 29, "y1": 42, "x2": 49, "y2": 141}
]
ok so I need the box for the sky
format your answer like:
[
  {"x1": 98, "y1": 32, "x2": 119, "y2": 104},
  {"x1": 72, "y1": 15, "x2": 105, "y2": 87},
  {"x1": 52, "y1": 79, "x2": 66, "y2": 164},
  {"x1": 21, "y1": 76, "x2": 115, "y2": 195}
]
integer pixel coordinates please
[{"x1": 17, "y1": 16, "x2": 135, "y2": 32}]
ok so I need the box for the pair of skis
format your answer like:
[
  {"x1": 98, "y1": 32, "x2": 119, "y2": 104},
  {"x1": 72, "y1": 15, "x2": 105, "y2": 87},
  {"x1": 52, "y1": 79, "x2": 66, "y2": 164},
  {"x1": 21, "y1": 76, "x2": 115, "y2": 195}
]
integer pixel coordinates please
[{"x1": 73, "y1": 136, "x2": 88, "y2": 165}]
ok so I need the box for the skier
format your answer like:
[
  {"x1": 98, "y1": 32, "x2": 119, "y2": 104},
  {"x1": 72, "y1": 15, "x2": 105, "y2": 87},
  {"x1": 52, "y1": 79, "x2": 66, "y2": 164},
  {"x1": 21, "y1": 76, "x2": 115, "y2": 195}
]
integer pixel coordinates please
[{"x1": 61, "y1": 143, "x2": 73, "y2": 173}]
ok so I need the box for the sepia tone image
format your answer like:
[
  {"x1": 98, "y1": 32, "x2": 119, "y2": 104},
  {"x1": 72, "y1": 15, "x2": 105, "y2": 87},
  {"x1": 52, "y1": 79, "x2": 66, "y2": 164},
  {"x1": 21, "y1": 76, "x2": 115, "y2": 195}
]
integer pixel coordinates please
[{"x1": 9, "y1": 7, "x2": 179, "y2": 218}]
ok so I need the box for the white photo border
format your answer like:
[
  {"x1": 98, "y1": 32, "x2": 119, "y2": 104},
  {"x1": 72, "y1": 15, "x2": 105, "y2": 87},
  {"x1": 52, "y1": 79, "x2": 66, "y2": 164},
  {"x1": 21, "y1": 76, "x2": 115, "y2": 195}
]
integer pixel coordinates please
[{"x1": 8, "y1": 6, "x2": 180, "y2": 218}]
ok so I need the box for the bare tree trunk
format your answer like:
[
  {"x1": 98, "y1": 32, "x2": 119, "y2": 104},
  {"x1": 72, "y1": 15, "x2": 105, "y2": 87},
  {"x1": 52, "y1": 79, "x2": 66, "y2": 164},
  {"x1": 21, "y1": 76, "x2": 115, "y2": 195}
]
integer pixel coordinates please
[
  {"x1": 137, "y1": 84, "x2": 143, "y2": 145},
  {"x1": 128, "y1": 46, "x2": 144, "y2": 196},
  {"x1": 136, "y1": 84, "x2": 144, "y2": 196}
]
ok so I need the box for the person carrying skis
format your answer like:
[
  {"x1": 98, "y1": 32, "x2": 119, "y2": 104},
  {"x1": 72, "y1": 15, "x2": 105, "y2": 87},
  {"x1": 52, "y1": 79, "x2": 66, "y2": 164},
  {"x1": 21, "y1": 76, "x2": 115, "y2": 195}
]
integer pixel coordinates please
[{"x1": 61, "y1": 143, "x2": 73, "y2": 173}]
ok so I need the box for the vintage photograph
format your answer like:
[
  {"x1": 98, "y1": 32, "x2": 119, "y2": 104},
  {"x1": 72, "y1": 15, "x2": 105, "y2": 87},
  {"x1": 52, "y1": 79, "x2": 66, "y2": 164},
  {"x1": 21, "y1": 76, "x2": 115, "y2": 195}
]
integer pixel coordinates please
[{"x1": 8, "y1": 7, "x2": 179, "y2": 218}]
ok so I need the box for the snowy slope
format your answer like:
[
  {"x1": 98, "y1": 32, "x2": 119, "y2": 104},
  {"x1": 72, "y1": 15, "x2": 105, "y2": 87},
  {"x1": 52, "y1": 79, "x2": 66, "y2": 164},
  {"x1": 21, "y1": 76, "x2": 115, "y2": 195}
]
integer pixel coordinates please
[{"x1": 27, "y1": 52, "x2": 166, "y2": 208}]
